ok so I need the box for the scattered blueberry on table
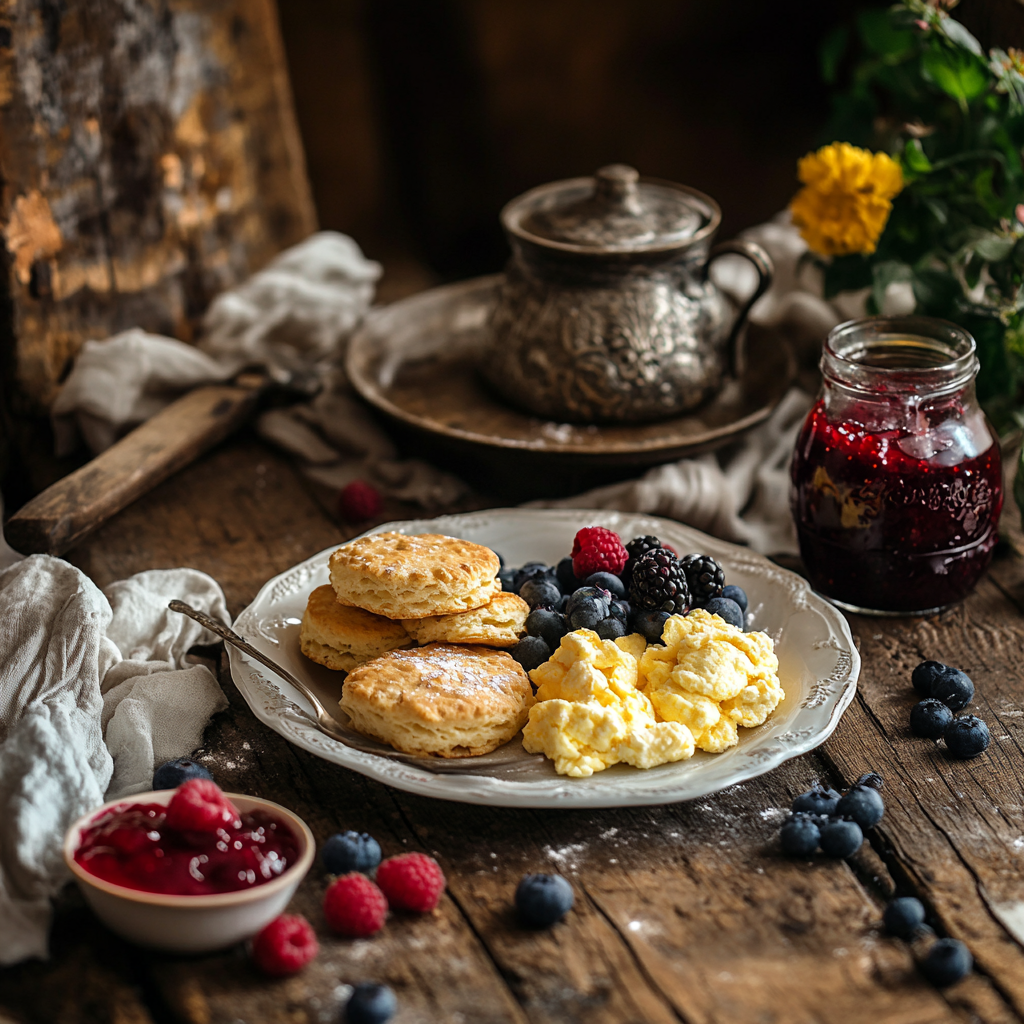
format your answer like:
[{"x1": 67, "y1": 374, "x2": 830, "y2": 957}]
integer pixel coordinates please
[
  {"x1": 322, "y1": 831, "x2": 382, "y2": 875},
  {"x1": 345, "y1": 983, "x2": 398, "y2": 1024},
  {"x1": 882, "y1": 896, "x2": 926, "y2": 939},
  {"x1": 515, "y1": 873, "x2": 575, "y2": 928},
  {"x1": 818, "y1": 819, "x2": 864, "y2": 859},
  {"x1": 944, "y1": 715, "x2": 990, "y2": 759},
  {"x1": 779, "y1": 773, "x2": 883, "y2": 859},
  {"x1": 152, "y1": 757, "x2": 213, "y2": 790},
  {"x1": 909, "y1": 699, "x2": 954, "y2": 740},
  {"x1": 920, "y1": 937, "x2": 972, "y2": 988},
  {"x1": 791, "y1": 785, "x2": 841, "y2": 816}
]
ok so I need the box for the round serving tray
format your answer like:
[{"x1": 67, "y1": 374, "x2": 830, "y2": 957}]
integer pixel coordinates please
[{"x1": 346, "y1": 276, "x2": 794, "y2": 484}]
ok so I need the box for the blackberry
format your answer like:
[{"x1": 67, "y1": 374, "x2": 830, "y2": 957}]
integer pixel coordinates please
[
  {"x1": 628, "y1": 550, "x2": 690, "y2": 614},
  {"x1": 622, "y1": 535, "x2": 663, "y2": 587},
  {"x1": 679, "y1": 554, "x2": 725, "y2": 606}
]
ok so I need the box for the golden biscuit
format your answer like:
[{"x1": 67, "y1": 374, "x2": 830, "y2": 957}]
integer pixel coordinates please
[
  {"x1": 329, "y1": 532, "x2": 501, "y2": 619},
  {"x1": 339, "y1": 643, "x2": 535, "y2": 758},
  {"x1": 401, "y1": 592, "x2": 529, "y2": 647},
  {"x1": 300, "y1": 585, "x2": 413, "y2": 672}
]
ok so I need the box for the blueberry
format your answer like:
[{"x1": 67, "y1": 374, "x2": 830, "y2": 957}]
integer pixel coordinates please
[
  {"x1": 515, "y1": 873, "x2": 574, "y2": 928},
  {"x1": 944, "y1": 715, "x2": 990, "y2": 759},
  {"x1": 152, "y1": 758, "x2": 213, "y2": 790},
  {"x1": 791, "y1": 785, "x2": 841, "y2": 816},
  {"x1": 519, "y1": 578, "x2": 562, "y2": 609},
  {"x1": 556, "y1": 556, "x2": 580, "y2": 594},
  {"x1": 498, "y1": 567, "x2": 516, "y2": 592},
  {"x1": 911, "y1": 660, "x2": 946, "y2": 697},
  {"x1": 322, "y1": 831, "x2": 382, "y2": 875},
  {"x1": 584, "y1": 572, "x2": 625, "y2": 598},
  {"x1": 703, "y1": 597, "x2": 744, "y2": 629},
  {"x1": 836, "y1": 784, "x2": 884, "y2": 829},
  {"x1": 931, "y1": 667, "x2": 974, "y2": 711},
  {"x1": 630, "y1": 609, "x2": 670, "y2": 644},
  {"x1": 920, "y1": 937, "x2": 972, "y2": 988},
  {"x1": 609, "y1": 599, "x2": 630, "y2": 623},
  {"x1": 492, "y1": 550, "x2": 505, "y2": 567},
  {"x1": 855, "y1": 771, "x2": 884, "y2": 790},
  {"x1": 818, "y1": 819, "x2": 863, "y2": 858},
  {"x1": 513, "y1": 563, "x2": 553, "y2": 592},
  {"x1": 883, "y1": 896, "x2": 926, "y2": 939},
  {"x1": 595, "y1": 617, "x2": 626, "y2": 640},
  {"x1": 721, "y1": 585, "x2": 748, "y2": 612},
  {"x1": 525, "y1": 608, "x2": 569, "y2": 650},
  {"x1": 780, "y1": 813, "x2": 821, "y2": 856},
  {"x1": 566, "y1": 587, "x2": 610, "y2": 630},
  {"x1": 345, "y1": 983, "x2": 397, "y2": 1024},
  {"x1": 910, "y1": 699, "x2": 953, "y2": 739},
  {"x1": 511, "y1": 636, "x2": 551, "y2": 672},
  {"x1": 557, "y1": 594, "x2": 570, "y2": 612}
]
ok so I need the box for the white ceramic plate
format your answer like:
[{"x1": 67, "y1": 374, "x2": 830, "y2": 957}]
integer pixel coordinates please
[{"x1": 229, "y1": 509, "x2": 859, "y2": 808}]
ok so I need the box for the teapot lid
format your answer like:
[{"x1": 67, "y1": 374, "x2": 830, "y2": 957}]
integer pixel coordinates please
[{"x1": 502, "y1": 165, "x2": 719, "y2": 254}]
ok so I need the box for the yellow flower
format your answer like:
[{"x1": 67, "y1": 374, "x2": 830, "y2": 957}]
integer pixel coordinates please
[{"x1": 789, "y1": 142, "x2": 904, "y2": 257}]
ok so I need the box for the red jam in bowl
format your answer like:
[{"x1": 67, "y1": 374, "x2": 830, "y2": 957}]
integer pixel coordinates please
[
  {"x1": 74, "y1": 801, "x2": 301, "y2": 896},
  {"x1": 791, "y1": 398, "x2": 1002, "y2": 613}
]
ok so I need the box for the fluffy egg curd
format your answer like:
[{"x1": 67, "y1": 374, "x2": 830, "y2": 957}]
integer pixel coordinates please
[{"x1": 521, "y1": 609, "x2": 784, "y2": 777}]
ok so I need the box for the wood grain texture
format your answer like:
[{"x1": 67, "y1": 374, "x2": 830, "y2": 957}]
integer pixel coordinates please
[
  {"x1": 0, "y1": 0, "x2": 316, "y2": 413},
  {"x1": 4, "y1": 382, "x2": 262, "y2": 554},
  {"x1": 1, "y1": 436, "x2": 1015, "y2": 1022}
]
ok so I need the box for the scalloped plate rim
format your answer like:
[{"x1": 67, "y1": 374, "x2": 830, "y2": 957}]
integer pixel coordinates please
[{"x1": 227, "y1": 509, "x2": 859, "y2": 808}]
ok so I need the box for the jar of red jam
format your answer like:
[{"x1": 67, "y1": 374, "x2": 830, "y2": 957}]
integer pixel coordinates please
[{"x1": 790, "y1": 316, "x2": 1003, "y2": 615}]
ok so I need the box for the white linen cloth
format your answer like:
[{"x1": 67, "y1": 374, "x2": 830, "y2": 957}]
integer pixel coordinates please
[{"x1": 0, "y1": 551, "x2": 229, "y2": 965}]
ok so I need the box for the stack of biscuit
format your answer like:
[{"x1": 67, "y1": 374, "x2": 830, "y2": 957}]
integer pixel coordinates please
[{"x1": 299, "y1": 532, "x2": 534, "y2": 758}]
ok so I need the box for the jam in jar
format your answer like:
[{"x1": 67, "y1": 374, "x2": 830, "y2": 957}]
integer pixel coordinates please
[{"x1": 790, "y1": 316, "x2": 1003, "y2": 615}]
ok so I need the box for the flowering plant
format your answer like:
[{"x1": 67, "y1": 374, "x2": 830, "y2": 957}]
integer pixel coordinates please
[{"x1": 793, "y1": 0, "x2": 1024, "y2": 427}]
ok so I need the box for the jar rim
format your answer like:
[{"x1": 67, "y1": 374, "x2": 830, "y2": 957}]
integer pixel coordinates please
[{"x1": 823, "y1": 315, "x2": 978, "y2": 395}]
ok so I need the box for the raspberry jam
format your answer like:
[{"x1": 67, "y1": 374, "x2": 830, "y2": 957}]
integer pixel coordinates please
[
  {"x1": 74, "y1": 801, "x2": 301, "y2": 896},
  {"x1": 790, "y1": 317, "x2": 1003, "y2": 615}
]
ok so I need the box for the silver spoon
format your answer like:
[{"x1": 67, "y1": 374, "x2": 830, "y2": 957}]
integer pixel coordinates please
[{"x1": 169, "y1": 600, "x2": 545, "y2": 777}]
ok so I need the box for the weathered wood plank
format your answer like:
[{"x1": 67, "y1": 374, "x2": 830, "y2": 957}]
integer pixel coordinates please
[
  {"x1": 0, "y1": 0, "x2": 316, "y2": 413},
  {"x1": 822, "y1": 574, "x2": 1024, "y2": 1020}
]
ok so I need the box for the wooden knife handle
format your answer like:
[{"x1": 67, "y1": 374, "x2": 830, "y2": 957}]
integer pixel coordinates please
[{"x1": 4, "y1": 384, "x2": 260, "y2": 556}]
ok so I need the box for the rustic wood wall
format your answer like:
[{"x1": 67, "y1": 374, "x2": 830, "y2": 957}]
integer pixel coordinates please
[{"x1": 0, "y1": 0, "x2": 316, "y2": 415}]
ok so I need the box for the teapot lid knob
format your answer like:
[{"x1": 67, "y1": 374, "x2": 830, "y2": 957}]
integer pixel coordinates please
[{"x1": 594, "y1": 165, "x2": 641, "y2": 213}]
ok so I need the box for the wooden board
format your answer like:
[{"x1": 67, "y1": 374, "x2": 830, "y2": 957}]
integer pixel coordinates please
[
  {"x1": 0, "y1": 0, "x2": 316, "y2": 414},
  {"x1": 2, "y1": 434, "x2": 1022, "y2": 1022}
]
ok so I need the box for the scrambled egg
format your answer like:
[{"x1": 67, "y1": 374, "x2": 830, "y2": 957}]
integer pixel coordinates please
[
  {"x1": 639, "y1": 609, "x2": 783, "y2": 753},
  {"x1": 521, "y1": 630, "x2": 693, "y2": 777},
  {"x1": 522, "y1": 610, "x2": 784, "y2": 775}
]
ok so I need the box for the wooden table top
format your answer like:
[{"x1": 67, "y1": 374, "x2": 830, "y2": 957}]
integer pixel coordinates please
[{"x1": 3, "y1": 431, "x2": 1024, "y2": 1024}]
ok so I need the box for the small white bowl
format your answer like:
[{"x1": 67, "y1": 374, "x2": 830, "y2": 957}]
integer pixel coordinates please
[{"x1": 64, "y1": 790, "x2": 315, "y2": 954}]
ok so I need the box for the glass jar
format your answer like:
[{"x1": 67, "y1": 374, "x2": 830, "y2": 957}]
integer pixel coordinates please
[{"x1": 790, "y1": 316, "x2": 1003, "y2": 615}]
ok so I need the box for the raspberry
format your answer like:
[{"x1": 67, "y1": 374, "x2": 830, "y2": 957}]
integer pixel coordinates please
[
  {"x1": 338, "y1": 480, "x2": 383, "y2": 522},
  {"x1": 251, "y1": 914, "x2": 319, "y2": 976},
  {"x1": 571, "y1": 527, "x2": 627, "y2": 580},
  {"x1": 164, "y1": 779, "x2": 241, "y2": 833},
  {"x1": 375, "y1": 853, "x2": 446, "y2": 912},
  {"x1": 324, "y1": 873, "x2": 388, "y2": 936}
]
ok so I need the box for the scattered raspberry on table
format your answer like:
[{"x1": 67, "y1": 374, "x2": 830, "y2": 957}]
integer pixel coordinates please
[
  {"x1": 338, "y1": 480, "x2": 383, "y2": 522},
  {"x1": 375, "y1": 852, "x2": 446, "y2": 912},
  {"x1": 324, "y1": 873, "x2": 388, "y2": 936},
  {"x1": 251, "y1": 914, "x2": 319, "y2": 976}
]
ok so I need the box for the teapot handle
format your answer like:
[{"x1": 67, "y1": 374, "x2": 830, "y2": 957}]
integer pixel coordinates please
[{"x1": 705, "y1": 240, "x2": 774, "y2": 377}]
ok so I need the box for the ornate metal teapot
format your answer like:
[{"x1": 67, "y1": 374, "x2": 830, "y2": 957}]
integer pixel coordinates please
[{"x1": 482, "y1": 164, "x2": 773, "y2": 423}]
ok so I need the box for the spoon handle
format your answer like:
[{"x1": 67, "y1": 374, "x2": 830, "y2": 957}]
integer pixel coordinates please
[{"x1": 168, "y1": 600, "x2": 331, "y2": 718}]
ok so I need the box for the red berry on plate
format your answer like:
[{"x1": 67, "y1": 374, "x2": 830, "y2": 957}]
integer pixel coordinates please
[
  {"x1": 324, "y1": 872, "x2": 388, "y2": 936},
  {"x1": 375, "y1": 853, "x2": 446, "y2": 912},
  {"x1": 251, "y1": 914, "x2": 319, "y2": 976},
  {"x1": 571, "y1": 526, "x2": 628, "y2": 580},
  {"x1": 338, "y1": 480, "x2": 383, "y2": 522},
  {"x1": 164, "y1": 779, "x2": 242, "y2": 833}
]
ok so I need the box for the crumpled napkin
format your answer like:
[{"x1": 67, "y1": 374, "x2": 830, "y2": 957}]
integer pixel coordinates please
[
  {"x1": 50, "y1": 231, "x2": 467, "y2": 509},
  {"x1": 0, "y1": 552, "x2": 229, "y2": 966}
]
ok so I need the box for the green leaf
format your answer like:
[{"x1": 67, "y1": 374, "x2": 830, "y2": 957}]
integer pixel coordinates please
[
  {"x1": 921, "y1": 48, "x2": 990, "y2": 102},
  {"x1": 820, "y1": 25, "x2": 849, "y2": 85},
  {"x1": 902, "y1": 137, "x2": 933, "y2": 174},
  {"x1": 972, "y1": 232, "x2": 1016, "y2": 262},
  {"x1": 938, "y1": 18, "x2": 983, "y2": 58},
  {"x1": 857, "y1": 9, "x2": 914, "y2": 58}
]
